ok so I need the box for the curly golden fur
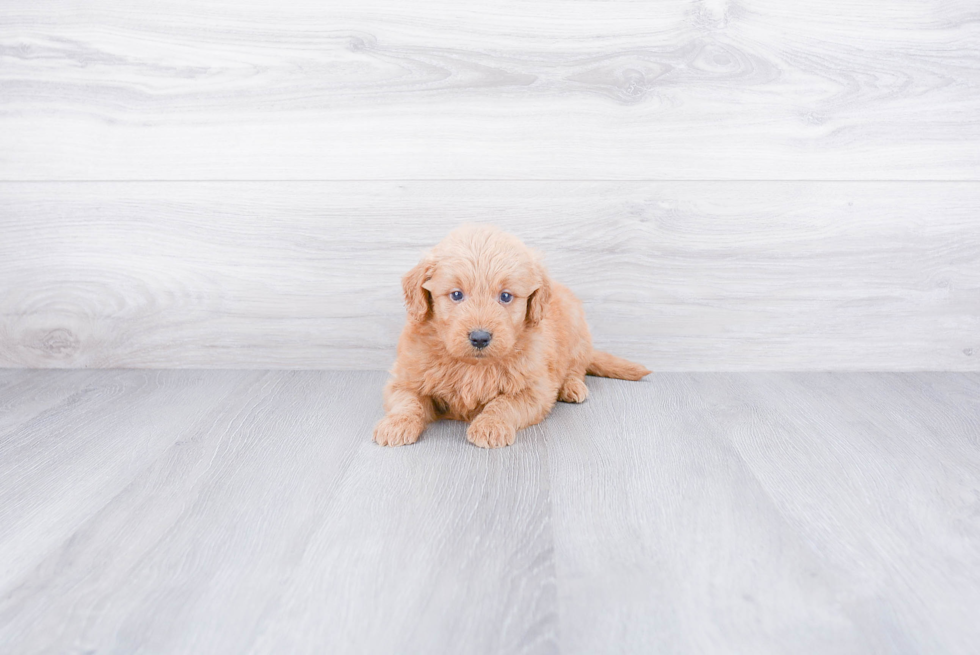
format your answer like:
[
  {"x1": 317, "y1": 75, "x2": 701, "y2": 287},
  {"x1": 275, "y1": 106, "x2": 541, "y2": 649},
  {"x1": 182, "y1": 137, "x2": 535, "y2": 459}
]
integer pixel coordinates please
[{"x1": 374, "y1": 225, "x2": 651, "y2": 448}]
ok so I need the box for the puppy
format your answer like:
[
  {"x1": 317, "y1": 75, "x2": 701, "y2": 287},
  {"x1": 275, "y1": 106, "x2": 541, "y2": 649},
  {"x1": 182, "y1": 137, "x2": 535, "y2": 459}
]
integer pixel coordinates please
[{"x1": 374, "y1": 225, "x2": 651, "y2": 448}]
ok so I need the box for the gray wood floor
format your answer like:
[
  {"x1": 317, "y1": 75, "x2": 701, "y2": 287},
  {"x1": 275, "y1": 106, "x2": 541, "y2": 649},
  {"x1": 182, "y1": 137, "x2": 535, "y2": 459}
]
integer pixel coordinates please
[{"x1": 1, "y1": 370, "x2": 978, "y2": 654}]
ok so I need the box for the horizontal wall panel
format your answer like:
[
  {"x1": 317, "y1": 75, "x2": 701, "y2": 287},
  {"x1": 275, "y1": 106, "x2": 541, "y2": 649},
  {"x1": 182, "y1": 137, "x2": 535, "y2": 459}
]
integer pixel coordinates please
[
  {"x1": 1, "y1": 0, "x2": 978, "y2": 180},
  {"x1": 1, "y1": 181, "x2": 977, "y2": 370}
]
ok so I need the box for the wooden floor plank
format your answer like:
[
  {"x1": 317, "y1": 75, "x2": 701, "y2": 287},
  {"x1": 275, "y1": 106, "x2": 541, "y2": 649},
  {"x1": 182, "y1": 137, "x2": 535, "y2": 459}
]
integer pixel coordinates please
[
  {"x1": 247, "y1": 420, "x2": 556, "y2": 655},
  {"x1": 546, "y1": 373, "x2": 980, "y2": 655},
  {"x1": 0, "y1": 370, "x2": 269, "y2": 594},
  {"x1": 547, "y1": 375, "x2": 866, "y2": 654},
  {"x1": 0, "y1": 369, "x2": 87, "y2": 435},
  {"x1": 0, "y1": 371, "x2": 374, "y2": 653},
  {"x1": 0, "y1": 371, "x2": 556, "y2": 654},
  {"x1": 1, "y1": 371, "x2": 978, "y2": 653},
  {"x1": 721, "y1": 373, "x2": 980, "y2": 654}
]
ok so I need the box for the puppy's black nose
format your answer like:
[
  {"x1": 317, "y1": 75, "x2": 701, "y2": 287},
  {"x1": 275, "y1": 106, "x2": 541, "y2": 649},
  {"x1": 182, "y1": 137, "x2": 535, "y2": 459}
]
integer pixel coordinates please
[{"x1": 469, "y1": 329, "x2": 492, "y2": 350}]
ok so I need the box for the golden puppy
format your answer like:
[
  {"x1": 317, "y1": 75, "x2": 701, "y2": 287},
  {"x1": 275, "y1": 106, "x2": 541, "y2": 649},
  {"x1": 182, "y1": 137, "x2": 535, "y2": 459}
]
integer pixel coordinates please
[{"x1": 374, "y1": 225, "x2": 651, "y2": 448}]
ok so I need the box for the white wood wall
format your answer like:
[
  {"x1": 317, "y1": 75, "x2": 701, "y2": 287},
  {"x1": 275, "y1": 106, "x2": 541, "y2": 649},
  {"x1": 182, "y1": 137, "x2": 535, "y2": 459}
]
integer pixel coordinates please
[{"x1": 1, "y1": 0, "x2": 978, "y2": 370}]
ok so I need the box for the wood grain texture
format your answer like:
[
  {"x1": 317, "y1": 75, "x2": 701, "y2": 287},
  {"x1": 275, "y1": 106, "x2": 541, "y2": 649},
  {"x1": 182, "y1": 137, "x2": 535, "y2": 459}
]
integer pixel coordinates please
[
  {"x1": 0, "y1": 370, "x2": 556, "y2": 654},
  {"x1": 2, "y1": 181, "x2": 978, "y2": 370},
  {"x1": 1, "y1": 370, "x2": 979, "y2": 653},
  {"x1": 1, "y1": 0, "x2": 978, "y2": 180},
  {"x1": 545, "y1": 372, "x2": 980, "y2": 655},
  {"x1": 0, "y1": 372, "x2": 556, "y2": 653}
]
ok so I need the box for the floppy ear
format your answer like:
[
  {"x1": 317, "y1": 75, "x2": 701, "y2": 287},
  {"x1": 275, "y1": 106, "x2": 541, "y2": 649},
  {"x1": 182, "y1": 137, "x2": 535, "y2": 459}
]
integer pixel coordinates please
[
  {"x1": 525, "y1": 264, "x2": 552, "y2": 327},
  {"x1": 402, "y1": 258, "x2": 434, "y2": 323}
]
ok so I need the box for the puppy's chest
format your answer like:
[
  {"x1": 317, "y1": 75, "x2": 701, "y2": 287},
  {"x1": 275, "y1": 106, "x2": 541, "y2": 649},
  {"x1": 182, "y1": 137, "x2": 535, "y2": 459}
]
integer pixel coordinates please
[{"x1": 423, "y1": 363, "x2": 519, "y2": 420}]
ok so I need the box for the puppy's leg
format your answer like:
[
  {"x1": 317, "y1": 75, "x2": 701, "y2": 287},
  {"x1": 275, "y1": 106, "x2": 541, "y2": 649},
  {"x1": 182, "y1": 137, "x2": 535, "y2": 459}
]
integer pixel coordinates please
[
  {"x1": 374, "y1": 381, "x2": 434, "y2": 447},
  {"x1": 558, "y1": 366, "x2": 589, "y2": 403},
  {"x1": 467, "y1": 387, "x2": 553, "y2": 448}
]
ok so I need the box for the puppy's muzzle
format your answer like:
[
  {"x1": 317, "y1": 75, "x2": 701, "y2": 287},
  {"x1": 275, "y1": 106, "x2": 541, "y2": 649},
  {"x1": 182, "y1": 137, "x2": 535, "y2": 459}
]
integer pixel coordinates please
[{"x1": 468, "y1": 330, "x2": 492, "y2": 350}]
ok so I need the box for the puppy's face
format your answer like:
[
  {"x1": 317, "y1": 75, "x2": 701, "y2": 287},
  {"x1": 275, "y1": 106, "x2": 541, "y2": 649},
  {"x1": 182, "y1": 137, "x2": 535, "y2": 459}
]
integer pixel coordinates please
[
  {"x1": 422, "y1": 259, "x2": 532, "y2": 360},
  {"x1": 403, "y1": 226, "x2": 551, "y2": 361}
]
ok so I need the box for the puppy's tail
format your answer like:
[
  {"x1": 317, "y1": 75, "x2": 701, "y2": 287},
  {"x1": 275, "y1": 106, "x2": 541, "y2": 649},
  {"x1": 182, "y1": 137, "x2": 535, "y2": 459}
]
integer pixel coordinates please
[{"x1": 587, "y1": 350, "x2": 651, "y2": 381}]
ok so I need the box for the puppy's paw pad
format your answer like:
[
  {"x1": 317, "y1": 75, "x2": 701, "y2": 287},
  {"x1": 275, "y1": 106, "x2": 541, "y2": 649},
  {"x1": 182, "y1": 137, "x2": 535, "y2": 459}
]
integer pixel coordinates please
[
  {"x1": 373, "y1": 415, "x2": 423, "y2": 447},
  {"x1": 559, "y1": 378, "x2": 589, "y2": 403},
  {"x1": 467, "y1": 419, "x2": 516, "y2": 449}
]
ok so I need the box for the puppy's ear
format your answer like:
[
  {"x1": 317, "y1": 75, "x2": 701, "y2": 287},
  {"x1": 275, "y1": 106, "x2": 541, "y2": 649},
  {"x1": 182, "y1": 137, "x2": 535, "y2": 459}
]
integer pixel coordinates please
[
  {"x1": 525, "y1": 264, "x2": 552, "y2": 327},
  {"x1": 402, "y1": 258, "x2": 434, "y2": 323}
]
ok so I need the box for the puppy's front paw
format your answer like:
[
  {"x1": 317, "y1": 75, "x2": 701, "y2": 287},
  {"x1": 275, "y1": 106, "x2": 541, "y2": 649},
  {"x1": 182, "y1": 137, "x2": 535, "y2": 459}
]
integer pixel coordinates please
[
  {"x1": 467, "y1": 417, "x2": 516, "y2": 449},
  {"x1": 373, "y1": 414, "x2": 424, "y2": 447},
  {"x1": 559, "y1": 378, "x2": 589, "y2": 403}
]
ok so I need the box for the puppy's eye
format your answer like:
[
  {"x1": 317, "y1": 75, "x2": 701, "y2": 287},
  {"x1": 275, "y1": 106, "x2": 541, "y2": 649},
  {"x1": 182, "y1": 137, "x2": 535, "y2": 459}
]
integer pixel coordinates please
[
  {"x1": 499, "y1": 291, "x2": 513, "y2": 304},
  {"x1": 450, "y1": 290, "x2": 464, "y2": 302}
]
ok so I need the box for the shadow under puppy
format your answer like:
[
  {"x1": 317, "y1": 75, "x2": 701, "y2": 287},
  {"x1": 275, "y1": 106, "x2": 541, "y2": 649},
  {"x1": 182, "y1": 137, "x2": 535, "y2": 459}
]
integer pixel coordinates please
[{"x1": 375, "y1": 225, "x2": 651, "y2": 448}]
